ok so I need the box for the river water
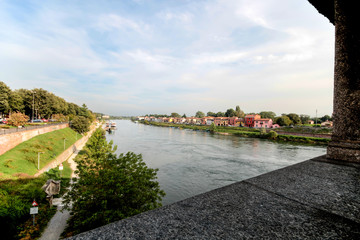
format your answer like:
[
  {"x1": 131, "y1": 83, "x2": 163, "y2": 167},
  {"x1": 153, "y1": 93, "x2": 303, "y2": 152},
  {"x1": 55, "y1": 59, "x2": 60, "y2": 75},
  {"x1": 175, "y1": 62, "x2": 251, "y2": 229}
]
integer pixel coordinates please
[{"x1": 105, "y1": 120, "x2": 326, "y2": 205}]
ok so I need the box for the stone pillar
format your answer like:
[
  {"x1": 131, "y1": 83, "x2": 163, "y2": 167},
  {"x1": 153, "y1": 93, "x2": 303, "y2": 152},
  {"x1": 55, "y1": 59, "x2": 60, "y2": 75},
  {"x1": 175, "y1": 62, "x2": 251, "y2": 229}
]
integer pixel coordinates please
[{"x1": 327, "y1": 0, "x2": 360, "y2": 162}]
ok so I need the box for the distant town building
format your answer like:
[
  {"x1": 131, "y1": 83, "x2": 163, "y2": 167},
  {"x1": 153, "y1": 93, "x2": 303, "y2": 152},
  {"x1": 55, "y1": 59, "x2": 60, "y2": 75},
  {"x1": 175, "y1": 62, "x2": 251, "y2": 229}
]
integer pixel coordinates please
[
  {"x1": 254, "y1": 119, "x2": 273, "y2": 128},
  {"x1": 321, "y1": 121, "x2": 333, "y2": 127},
  {"x1": 245, "y1": 114, "x2": 261, "y2": 127}
]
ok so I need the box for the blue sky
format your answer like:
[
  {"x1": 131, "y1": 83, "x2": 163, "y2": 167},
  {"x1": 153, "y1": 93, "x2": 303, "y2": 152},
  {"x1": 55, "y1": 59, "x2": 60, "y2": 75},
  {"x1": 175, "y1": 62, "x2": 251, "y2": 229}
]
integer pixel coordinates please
[{"x1": 0, "y1": 0, "x2": 334, "y2": 117}]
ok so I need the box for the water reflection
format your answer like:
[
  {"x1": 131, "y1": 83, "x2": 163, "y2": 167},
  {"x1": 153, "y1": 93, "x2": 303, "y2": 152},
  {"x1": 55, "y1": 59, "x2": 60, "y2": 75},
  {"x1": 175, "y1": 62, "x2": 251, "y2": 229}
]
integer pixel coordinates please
[{"x1": 106, "y1": 120, "x2": 326, "y2": 205}]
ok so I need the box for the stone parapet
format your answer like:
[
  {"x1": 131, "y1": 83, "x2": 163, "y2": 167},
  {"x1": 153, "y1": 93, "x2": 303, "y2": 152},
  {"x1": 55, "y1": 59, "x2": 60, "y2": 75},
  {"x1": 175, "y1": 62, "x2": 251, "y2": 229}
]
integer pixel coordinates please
[
  {"x1": 67, "y1": 156, "x2": 360, "y2": 239},
  {"x1": 0, "y1": 123, "x2": 69, "y2": 155}
]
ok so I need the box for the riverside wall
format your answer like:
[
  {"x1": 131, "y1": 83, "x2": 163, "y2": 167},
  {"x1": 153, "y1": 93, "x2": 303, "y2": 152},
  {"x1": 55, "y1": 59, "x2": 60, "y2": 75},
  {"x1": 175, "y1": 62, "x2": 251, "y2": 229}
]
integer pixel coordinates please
[
  {"x1": 0, "y1": 123, "x2": 69, "y2": 155},
  {"x1": 34, "y1": 123, "x2": 98, "y2": 176}
]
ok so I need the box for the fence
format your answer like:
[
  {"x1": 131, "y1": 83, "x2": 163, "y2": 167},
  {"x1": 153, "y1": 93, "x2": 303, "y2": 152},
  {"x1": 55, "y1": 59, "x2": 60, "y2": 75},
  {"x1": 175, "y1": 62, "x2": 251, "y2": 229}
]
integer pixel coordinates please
[{"x1": 0, "y1": 122, "x2": 68, "y2": 135}]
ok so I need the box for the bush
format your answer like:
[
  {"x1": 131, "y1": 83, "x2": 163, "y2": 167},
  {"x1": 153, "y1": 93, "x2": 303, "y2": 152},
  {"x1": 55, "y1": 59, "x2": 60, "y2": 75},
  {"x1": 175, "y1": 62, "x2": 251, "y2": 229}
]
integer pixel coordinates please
[
  {"x1": 267, "y1": 130, "x2": 278, "y2": 140},
  {"x1": 7, "y1": 112, "x2": 29, "y2": 127}
]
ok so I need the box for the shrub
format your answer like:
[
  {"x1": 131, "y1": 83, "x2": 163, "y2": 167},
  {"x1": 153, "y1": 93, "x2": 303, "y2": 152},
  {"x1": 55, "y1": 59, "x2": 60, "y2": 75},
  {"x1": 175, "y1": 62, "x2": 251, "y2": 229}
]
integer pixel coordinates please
[
  {"x1": 7, "y1": 112, "x2": 29, "y2": 127},
  {"x1": 267, "y1": 130, "x2": 278, "y2": 140}
]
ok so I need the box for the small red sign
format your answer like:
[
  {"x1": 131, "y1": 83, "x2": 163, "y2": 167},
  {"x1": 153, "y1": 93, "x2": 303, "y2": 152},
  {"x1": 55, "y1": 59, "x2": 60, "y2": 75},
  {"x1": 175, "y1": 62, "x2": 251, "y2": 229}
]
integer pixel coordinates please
[{"x1": 32, "y1": 201, "x2": 38, "y2": 207}]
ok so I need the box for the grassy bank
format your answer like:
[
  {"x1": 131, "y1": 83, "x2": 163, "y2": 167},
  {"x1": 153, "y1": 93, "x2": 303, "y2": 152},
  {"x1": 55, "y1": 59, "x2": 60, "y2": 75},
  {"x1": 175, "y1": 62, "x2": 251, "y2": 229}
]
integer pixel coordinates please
[
  {"x1": 140, "y1": 121, "x2": 330, "y2": 145},
  {"x1": 0, "y1": 127, "x2": 81, "y2": 179}
]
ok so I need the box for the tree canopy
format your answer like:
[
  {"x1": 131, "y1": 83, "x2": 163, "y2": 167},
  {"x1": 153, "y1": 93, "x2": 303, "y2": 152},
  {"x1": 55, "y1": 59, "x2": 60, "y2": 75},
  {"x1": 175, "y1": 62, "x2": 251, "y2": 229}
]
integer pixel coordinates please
[
  {"x1": 259, "y1": 111, "x2": 276, "y2": 120},
  {"x1": 195, "y1": 111, "x2": 205, "y2": 118},
  {"x1": 63, "y1": 128, "x2": 165, "y2": 235},
  {"x1": 0, "y1": 81, "x2": 94, "y2": 120}
]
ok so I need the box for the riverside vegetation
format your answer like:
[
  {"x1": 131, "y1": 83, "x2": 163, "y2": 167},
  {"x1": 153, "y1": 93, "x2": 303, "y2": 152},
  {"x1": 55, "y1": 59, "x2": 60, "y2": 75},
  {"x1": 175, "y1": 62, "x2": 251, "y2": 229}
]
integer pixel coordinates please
[
  {"x1": 62, "y1": 128, "x2": 165, "y2": 237},
  {"x1": 0, "y1": 162, "x2": 72, "y2": 239},
  {"x1": 141, "y1": 121, "x2": 330, "y2": 145}
]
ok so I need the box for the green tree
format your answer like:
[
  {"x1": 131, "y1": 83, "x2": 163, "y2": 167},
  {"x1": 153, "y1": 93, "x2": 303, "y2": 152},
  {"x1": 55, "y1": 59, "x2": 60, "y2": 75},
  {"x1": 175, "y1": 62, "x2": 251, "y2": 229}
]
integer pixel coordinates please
[
  {"x1": 259, "y1": 111, "x2": 276, "y2": 120},
  {"x1": 216, "y1": 112, "x2": 225, "y2": 117},
  {"x1": 287, "y1": 113, "x2": 301, "y2": 125},
  {"x1": 235, "y1": 106, "x2": 245, "y2": 118},
  {"x1": 71, "y1": 116, "x2": 90, "y2": 133},
  {"x1": 225, "y1": 108, "x2": 236, "y2": 117},
  {"x1": 63, "y1": 129, "x2": 165, "y2": 235},
  {"x1": 195, "y1": 111, "x2": 205, "y2": 118},
  {"x1": 275, "y1": 115, "x2": 292, "y2": 126},
  {"x1": 182, "y1": 113, "x2": 187, "y2": 118},
  {"x1": 0, "y1": 81, "x2": 11, "y2": 116},
  {"x1": 209, "y1": 122, "x2": 217, "y2": 133},
  {"x1": 207, "y1": 111, "x2": 216, "y2": 117},
  {"x1": 300, "y1": 114, "x2": 310, "y2": 124},
  {"x1": 170, "y1": 112, "x2": 181, "y2": 118},
  {"x1": 8, "y1": 91, "x2": 24, "y2": 113},
  {"x1": 321, "y1": 115, "x2": 332, "y2": 122},
  {"x1": 267, "y1": 130, "x2": 278, "y2": 139}
]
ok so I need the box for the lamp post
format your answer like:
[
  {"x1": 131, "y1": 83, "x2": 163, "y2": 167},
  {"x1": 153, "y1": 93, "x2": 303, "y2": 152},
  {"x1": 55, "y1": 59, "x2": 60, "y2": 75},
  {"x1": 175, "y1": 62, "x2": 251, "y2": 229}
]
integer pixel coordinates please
[
  {"x1": 37, "y1": 152, "x2": 44, "y2": 170},
  {"x1": 32, "y1": 91, "x2": 36, "y2": 123}
]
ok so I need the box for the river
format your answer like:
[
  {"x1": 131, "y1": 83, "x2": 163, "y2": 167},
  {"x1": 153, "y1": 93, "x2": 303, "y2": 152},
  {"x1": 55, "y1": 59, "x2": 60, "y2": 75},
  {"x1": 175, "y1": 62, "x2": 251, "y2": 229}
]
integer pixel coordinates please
[{"x1": 105, "y1": 120, "x2": 326, "y2": 205}]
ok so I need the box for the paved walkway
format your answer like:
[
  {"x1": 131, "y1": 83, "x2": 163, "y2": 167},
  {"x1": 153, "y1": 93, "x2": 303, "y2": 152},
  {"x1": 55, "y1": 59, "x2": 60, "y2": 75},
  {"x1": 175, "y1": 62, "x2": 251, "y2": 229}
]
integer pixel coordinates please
[{"x1": 39, "y1": 125, "x2": 99, "y2": 240}]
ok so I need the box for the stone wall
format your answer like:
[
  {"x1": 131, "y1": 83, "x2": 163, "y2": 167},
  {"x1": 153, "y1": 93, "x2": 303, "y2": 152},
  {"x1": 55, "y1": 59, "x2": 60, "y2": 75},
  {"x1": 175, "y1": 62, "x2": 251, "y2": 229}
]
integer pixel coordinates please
[{"x1": 0, "y1": 123, "x2": 69, "y2": 155}]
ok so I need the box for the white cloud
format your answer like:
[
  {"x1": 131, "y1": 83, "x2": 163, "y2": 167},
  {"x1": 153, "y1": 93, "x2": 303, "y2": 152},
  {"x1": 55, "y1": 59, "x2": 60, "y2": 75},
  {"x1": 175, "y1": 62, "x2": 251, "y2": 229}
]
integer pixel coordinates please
[{"x1": 97, "y1": 14, "x2": 150, "y2": 35}]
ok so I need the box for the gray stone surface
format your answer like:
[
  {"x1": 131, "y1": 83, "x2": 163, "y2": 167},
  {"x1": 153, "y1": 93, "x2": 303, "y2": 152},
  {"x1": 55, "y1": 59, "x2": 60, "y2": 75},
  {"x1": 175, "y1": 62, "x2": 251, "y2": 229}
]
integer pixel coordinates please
[
  {"x1": 326, "y1": 0, "x2": 360, "y2": 162},
  {"x1": 67, "y1": 155, "x2": 360, "y2": 239}
]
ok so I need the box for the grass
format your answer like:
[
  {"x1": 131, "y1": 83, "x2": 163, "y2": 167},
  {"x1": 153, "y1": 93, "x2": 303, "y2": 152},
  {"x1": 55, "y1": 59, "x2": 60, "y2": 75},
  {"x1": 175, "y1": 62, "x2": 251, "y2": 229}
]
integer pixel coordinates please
[
  {"x1": 0, "y1": 127, "x2": 81, "y2": 180},
  {"x1": 141, "y1": 121, "x2": 329, "y2": 145},
  {"x1": 275, "y1": 126, "x2": 332, "y2": 134}
]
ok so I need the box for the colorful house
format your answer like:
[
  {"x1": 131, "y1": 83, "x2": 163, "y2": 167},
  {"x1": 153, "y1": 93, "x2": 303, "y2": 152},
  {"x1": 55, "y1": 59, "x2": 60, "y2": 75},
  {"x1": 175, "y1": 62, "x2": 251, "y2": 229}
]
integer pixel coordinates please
[
  {"x1": 245, "y1": 114, "x2": 261, "y2": 127},
  {"x1": 254, "y1": 119, "x2": 273, "y2": 128},
  {"x1": 214, "y1": 117, "x2": 229, "y2": 126}
]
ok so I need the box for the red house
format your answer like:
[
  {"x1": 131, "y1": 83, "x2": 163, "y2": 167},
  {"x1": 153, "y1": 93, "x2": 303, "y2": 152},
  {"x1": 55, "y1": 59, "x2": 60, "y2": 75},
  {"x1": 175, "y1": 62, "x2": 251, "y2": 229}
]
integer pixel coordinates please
[{"x1": 245, "y1": 114, "x2": 261, "y2": 127}]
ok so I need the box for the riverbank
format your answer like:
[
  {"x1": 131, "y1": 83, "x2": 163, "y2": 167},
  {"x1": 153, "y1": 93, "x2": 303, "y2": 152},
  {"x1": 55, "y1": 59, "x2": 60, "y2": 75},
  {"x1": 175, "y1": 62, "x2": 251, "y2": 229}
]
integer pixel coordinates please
[{"x1": 138, "y1": 121, "x2": 330, "y2": 145}]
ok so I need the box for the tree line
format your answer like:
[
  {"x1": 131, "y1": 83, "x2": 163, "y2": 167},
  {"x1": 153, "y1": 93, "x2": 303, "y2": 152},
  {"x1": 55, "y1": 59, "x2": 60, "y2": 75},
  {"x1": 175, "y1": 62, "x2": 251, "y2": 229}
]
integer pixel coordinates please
[
  {"x1": 145, "y1": 105, "x2": 332, "y2": 127},
  {"x1": 0, "y1": 81, "x2": 95, "y2": 132}
]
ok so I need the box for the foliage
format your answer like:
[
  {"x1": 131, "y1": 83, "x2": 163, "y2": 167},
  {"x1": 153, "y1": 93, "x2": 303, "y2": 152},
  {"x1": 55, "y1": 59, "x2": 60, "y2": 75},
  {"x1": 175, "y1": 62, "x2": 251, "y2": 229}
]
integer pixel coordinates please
[
  {"x1": 266, "y1": 130, "x2": 278, "y2": 139},
  {"x1": 0, "y1": 81, "x2": 11, "y2": 116},
  {"x1": 195, "y1": 111, "x2": 205, "y2": 118},
  {"x1": 235, "y1": 105, "x2": 245, "y2": 118},
  {"x1": 287, "y1": 113, "x2": 301, "y2": 125},
  {"x1": 0, "y1": 176, "x2": 53, "y2": 239},
  {"x1": 259, "y1": 127, "x2": 266, "y2": 135},
  {"x1": 0, "y1": 81, "x2": 95, "y2": 121},
  {"x1": 51, "y1": 113, "x2": 68, "y2": 122},
  {"x1": 209, "y1": 123, "x2": 217, "y2": 133},
  {"x1": 300, "y1": 114, "x2": 310, "y2": 124},
  {"x1": 63, "y1": 128, "x2": 165, "y2": 236},
  {"x1": 225, "y1": 108, "x2": 236, "y2": 117},
  {"x1": 259, "y1": 111, "x2": 276, "y2": 120},
  {"x1": 182, "y1": 113, "x2": 187, "y2": 118},
  {"x1": 7, "y1": 112, "x2": 29, "y2": 127},
  {"x1": 275, "y1": 115, "x2": 292, "y2": 126},
  {"x1": 216, "y1": 111, "x2": 225, "y2": 117},
  {"x1": 320, "y1": 115, "x2": 332, "y2": 122},
  {"x1": 207, "y1": 111, "x2": 216, "y2": 117},
  {"x1": 71, "y1": 116, "x2": 90, "y2": 134},
  {"x1": 170, "y1": 112, "x2": 181, "y2": 118}
]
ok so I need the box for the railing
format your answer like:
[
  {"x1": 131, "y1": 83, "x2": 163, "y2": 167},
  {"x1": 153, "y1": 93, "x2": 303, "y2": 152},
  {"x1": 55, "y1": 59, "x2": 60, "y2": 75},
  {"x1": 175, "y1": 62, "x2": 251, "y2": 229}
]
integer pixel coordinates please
[{"x1": 0, "y1": 122, "x2": 68, "y2": 135}]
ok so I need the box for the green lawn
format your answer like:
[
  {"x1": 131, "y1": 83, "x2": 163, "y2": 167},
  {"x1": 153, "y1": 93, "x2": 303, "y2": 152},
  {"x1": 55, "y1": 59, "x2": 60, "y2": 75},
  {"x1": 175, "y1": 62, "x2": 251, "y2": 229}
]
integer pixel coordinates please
[{"x1": 0, "y1": 127, "x2": 81, "y2": 179}]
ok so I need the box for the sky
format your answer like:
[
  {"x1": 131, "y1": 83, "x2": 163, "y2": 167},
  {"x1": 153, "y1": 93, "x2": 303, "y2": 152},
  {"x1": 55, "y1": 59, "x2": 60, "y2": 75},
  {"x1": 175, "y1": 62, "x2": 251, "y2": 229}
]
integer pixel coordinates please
[{"x1": 0, "y1": 0, "x2": 335, "y2": 117}]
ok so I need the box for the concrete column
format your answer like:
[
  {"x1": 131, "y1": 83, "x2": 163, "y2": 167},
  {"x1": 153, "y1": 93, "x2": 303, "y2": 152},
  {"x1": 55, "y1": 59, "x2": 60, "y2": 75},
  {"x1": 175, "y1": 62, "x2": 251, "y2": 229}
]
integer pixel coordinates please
[{"x1": 327, "y1": 0, "x2": 360, "y2": 162}]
